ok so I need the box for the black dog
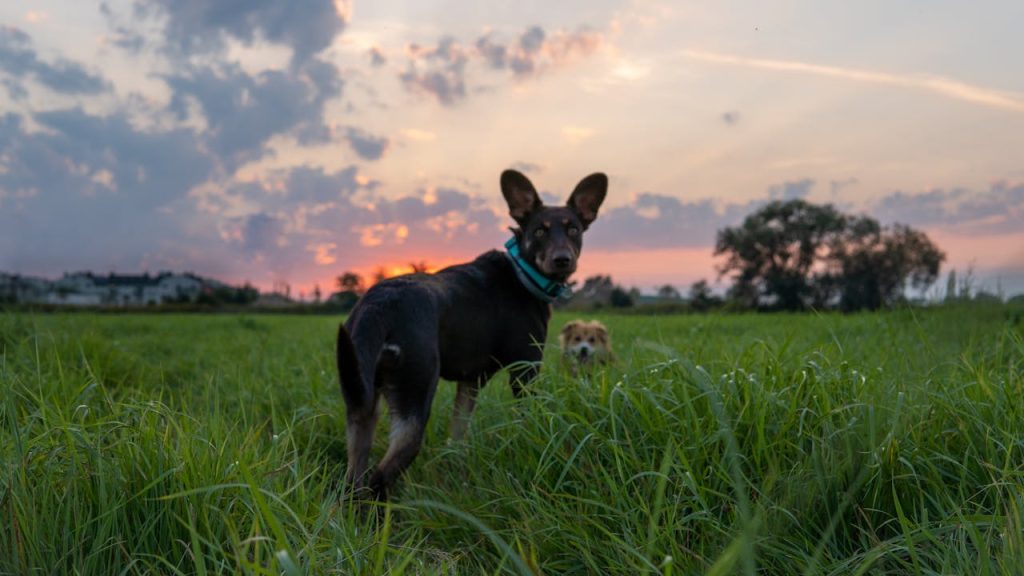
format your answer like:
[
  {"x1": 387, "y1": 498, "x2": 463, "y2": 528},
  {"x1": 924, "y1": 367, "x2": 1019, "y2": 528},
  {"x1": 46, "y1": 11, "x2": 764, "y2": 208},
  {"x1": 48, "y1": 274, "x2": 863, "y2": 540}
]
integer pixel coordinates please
[{"x1": 336, "y1": 169, "x2": 607, "y2": 499}]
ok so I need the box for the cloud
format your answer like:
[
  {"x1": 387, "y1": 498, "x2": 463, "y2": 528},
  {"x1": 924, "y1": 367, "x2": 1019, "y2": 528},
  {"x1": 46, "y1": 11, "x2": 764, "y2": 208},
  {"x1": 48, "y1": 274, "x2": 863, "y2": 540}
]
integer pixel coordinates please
[
  {"x1": 0, "y1": 26, "x2": 109, "y2": 95},
  {"x1": 344, "y1": 126, "x2": 390, "y2": 161},
  {"x1": 475, "y1": 25, "x2": 604, "y2": 78},
  {"x1": 871, "y1": 182, "x2": 1024, "y2": 234},
  {"x1": 767, "y1": 179, "x2": 813, "y2": 201},
  {"x1": 0, "y1": 109, "x2": 217, "y2": 273},
  {"x1": 399, "y1": 36, "x2": 468, "y2": 106},
  {"x1": 133, "y1": 0, "x2": 348, "y2": 65},
  {"x1": 369, "y1": 46, "x2": 387, "y2": 67},
  {"x1": 510, "y1": 161, "x2": 543, "y2": 174},
  {"x1": 402, "y1": 25, "x2": 605, "y2": 105},
  {"x1": 401, "y1": 128, "x2": 436, "y2": 142},
  {"x1": 683, "y1": 49, "x2": 1024, "y2": 114},
  {"x1": 562, "y1": 125, "x2": 596, "y2": 144},
  {"x1": 164, "y1": 58, "x2": 342, "y2": 170}
]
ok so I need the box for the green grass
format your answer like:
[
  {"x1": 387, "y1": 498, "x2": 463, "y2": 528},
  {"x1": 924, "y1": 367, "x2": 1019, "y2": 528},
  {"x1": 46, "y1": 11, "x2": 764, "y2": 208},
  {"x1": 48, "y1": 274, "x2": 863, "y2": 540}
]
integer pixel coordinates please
[{"x1": 1, "y1": 307, "x2": 1023, "y2": 574}]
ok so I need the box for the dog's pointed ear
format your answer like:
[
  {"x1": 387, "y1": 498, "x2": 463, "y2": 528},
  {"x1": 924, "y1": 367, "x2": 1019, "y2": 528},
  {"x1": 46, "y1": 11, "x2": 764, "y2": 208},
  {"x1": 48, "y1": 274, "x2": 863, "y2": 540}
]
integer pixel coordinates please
[
  {"x1": 567, "y1": 173, "x2": 608, "y2": 229},
  {"x1": 560, "y1": 320, "x2": 581, "y2": 336},
  {"x1": 501, "y1": 169, "x2": 542, "y2": 225}
]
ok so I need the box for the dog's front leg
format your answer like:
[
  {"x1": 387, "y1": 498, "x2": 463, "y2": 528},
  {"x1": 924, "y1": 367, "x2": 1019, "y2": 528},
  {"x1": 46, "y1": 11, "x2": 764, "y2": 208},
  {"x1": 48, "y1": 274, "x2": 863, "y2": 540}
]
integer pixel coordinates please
[
  {"x1": 449, "y1": 381, "x2": 480, "y2": 441},
  {"x1": 509, "y1": 364, "x2": 538, "y2": 398}
]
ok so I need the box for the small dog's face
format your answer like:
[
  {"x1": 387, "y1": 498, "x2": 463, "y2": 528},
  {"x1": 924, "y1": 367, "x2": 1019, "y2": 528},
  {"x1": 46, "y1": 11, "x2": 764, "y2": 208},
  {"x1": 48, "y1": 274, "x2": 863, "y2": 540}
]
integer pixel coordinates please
[
  {"x1": 559, "y1": 320, "x2": 612, "y2": 364},
  {"x1": 501, "y1": 170, "x2": 608, "y2": 283}
]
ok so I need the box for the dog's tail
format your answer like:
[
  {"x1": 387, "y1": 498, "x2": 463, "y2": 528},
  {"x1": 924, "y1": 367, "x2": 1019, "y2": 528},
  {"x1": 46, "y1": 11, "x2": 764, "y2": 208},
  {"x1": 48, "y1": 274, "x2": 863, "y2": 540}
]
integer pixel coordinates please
[
  {"x1": 336, "y1": 324, "x2": 369, "y2": 409},
  {"x1": 337, "y1": 322, "x2": 400, "y2": 411}
]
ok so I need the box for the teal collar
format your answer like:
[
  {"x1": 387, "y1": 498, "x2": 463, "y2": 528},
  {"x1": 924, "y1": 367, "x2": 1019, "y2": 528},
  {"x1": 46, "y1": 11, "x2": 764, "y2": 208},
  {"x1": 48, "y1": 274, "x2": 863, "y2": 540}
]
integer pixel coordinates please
[{"x1": 504, "y1": 237, "x2": 572, "y2": 303}]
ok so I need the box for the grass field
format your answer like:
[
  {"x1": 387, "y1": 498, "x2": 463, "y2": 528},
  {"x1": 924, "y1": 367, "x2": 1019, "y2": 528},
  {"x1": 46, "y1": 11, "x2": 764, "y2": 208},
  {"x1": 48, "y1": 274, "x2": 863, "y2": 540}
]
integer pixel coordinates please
[{"x1": 2, "y1": 307, "x2": 1023, "y2": 574}]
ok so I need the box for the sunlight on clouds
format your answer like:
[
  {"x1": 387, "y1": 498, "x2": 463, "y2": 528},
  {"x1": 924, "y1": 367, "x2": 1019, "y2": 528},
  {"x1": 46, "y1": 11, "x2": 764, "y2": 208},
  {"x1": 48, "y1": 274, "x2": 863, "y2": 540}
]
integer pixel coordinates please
[
  {"x1": 562, "y1": 125, "x2": 596, "y2": 144},
  {"x1": 682, "y1": 49, "x2": 1024, "y2": 114},
  {"x1": 309, "y1": 242, "x2": 337, "y2": 265},
  {"x1": 333, "y1": 0, "x2": 353, "y2": 24},
  {"x1": 401, "y1": 128, "x2": 437, "y2": 141},
  {"x1": 610, "y1": 59, "x2": 652, "y2": 82},
  {"x1": 357, "y1": 223, "x2": 409, "y2": 247},
  {"x1": 24, "y1": 11, "x2": 49, "y2": 24}
]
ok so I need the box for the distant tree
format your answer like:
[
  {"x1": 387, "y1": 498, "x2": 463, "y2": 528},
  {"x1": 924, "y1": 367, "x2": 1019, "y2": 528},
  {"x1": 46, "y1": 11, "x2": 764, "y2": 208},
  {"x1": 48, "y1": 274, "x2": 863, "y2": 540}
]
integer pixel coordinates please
[
  {"x1": 372, "y1": 267, "x2": 389, "y2": 285},
  {"x1": 409, "y1": 261, "x2": 429, "y2": 274},
  {"x1": 336, "y1": 271, "x2": 365, "y2": 295},
  {"x1": 579, "y1": 275, "x2": 615, "y2": 298},
  {"x1": 715, "y1": 199, "x2": 848, "y2": 310},
  {"x1": 1008, "y1": 293, "x2": 1024, "y2": 306},
  {"x1": 312, "y1": 284, "x2": 322, "y2": 304},
  {"x1": 610, "y1": 287, "x2": 634, "y2": 308},
  {"x1": 945, "y1": 269, "x2": 957, "y2": 302},
  {"x1": 827, "y1": 223, "x2": 944, "y2": 311},
  {"x1": 656, "y1": 284, "x2": 681, "y2": 301},
  {"x1": 689, "y1": 279, "x2": 723, "y2": 312}
]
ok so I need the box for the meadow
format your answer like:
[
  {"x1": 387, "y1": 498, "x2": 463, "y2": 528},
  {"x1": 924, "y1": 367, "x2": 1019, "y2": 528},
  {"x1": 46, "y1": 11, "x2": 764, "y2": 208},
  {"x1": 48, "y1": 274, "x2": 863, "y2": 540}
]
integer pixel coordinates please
[{"x1": 1, "y1": 307, "x2": 1023, "y2": 575}]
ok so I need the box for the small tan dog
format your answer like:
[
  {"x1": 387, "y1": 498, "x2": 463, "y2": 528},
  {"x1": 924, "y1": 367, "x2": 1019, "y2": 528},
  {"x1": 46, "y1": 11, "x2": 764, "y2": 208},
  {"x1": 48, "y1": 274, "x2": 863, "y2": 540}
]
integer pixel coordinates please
[{"x1": 558, "y1": 319, "x2": 614, "y2": 372}]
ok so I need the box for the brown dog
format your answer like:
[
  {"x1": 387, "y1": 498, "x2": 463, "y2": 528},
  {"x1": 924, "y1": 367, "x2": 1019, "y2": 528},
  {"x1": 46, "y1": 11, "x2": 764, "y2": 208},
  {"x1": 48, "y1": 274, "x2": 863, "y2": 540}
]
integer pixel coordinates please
[{"x1": 559, "y1": 319, "x2": 614, "y2": 373}]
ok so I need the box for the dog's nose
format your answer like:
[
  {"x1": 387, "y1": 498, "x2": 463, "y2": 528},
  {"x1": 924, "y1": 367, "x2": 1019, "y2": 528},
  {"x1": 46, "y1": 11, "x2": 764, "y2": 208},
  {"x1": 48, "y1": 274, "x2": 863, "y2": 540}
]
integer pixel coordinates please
[{"x1": 553, "y1": 254, "x2": 572, "y2": 270}]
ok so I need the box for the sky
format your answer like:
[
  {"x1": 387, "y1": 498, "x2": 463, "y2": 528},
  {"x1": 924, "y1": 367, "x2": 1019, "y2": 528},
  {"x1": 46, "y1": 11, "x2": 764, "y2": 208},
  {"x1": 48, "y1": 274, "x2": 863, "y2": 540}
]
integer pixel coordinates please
[{"x1": 1, "y1": 0, "x2": 1023, "y2": 298}]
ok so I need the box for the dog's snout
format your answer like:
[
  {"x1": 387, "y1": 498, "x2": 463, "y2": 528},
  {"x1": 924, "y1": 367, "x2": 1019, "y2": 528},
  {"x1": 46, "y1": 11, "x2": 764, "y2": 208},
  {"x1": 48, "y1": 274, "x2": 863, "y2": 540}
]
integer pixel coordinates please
[{"x1": 553, "y1": 253, "x2": 573, "y2": 270}]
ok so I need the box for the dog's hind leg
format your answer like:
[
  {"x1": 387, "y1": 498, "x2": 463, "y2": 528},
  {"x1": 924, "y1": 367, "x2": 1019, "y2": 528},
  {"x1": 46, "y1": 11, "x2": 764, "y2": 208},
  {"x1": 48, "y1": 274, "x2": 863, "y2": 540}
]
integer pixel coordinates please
[
  {"x1": 449, "y1": 381, "x2": 480, "y2": 441},
  {"x1": 344, "y1": 396, "x2": 379, "y2": 492},
  {"x1": 369, "y1": 348, "x2": 440, "y2": 500}
]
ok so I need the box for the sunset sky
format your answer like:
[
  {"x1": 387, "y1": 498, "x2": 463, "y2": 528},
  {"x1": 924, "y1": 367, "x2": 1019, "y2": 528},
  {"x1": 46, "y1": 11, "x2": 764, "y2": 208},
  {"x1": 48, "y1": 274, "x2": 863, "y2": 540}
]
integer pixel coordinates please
[{"x1": 2, "y1": 0, "x2": 1023, "y2": 297}]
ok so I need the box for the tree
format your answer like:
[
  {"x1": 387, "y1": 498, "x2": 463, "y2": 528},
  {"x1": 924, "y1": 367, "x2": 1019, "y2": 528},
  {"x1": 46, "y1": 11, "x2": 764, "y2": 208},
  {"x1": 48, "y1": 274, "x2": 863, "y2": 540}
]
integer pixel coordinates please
[
  {"x1": 409, "y1": 261, "x2": 429, "y2": 274},
  {"x1": 827, "y1": 223, "x2": 944, "y2": 311},
  {"x1": 688, "y1": 279, "x2": 722, "y2": 312},
  {"x1": 336, "y1": 271, "x2": 364, "y2": 295},
  {"x1": 610, "y1": 287, "x2": 634, "y2": 308},
  {"x1": 715, "y1": 199, "x2": 848, "y2": 310},
  {"x1": 716, "y1": 199, "x2": 945, "y2": 312},
  {"x1": 312, "y1": 284, "x2": 322, "y2": 304},
  {"x1": 656, "y1": 284, "x2": 681, "y2": 301}
]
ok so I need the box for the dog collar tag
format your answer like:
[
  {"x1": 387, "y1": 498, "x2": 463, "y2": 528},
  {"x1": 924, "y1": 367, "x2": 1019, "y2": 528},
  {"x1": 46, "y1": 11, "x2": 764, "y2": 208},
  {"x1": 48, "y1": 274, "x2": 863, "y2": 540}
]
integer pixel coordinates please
[{"x1": 504, "y1": 237, "x2": 572, "y2": 303}]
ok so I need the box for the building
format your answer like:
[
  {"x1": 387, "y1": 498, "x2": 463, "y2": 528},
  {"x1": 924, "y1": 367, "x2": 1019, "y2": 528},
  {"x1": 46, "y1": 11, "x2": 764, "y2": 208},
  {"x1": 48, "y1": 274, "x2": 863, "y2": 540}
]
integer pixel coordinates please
[{"x1": 1, "y1": 271, "x2": 206, "y2": 306}]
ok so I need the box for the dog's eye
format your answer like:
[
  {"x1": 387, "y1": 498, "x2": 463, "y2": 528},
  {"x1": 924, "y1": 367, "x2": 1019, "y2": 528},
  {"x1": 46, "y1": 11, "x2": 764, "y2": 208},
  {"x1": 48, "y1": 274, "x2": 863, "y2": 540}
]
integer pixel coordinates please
[
  {"x1": 588, "y1": 337, "x2": 595, "y2": 344},
  {"x1": 567, "y1": 226, "x2": 579, "y2": 237},
  {"x1": 534, "y1": 228, "x2": 545, "y2": 238},
  {"x1": 574, "y1": 336, "x2": 582, "y2": 342}
]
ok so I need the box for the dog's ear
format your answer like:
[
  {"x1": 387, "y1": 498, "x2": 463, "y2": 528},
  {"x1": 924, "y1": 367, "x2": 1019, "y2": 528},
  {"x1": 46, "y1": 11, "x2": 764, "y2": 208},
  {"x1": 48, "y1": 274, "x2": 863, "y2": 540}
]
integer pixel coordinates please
[
  {"x1": 561, "y1": 320, "x2": 581, "y2": 336},
  {"x1": 567, "y1": 173, "x2": 608, "y2": 229},
  {"x1": 501, "y1": 169, "x2": 542, "y2": 225}
]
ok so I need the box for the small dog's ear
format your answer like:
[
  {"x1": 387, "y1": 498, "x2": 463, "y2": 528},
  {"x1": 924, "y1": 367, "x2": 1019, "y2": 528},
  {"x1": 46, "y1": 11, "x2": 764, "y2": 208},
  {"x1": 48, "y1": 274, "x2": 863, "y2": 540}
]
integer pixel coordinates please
[
  {"x1": 501, "y1": 169, "x2": 542, "y2": 225},
  {"x1": 567, "y1": 173, "x2": 608, "y2": 229},
  {"x1": 560, "y1": 320, "x2": 581, "y2": 336}
]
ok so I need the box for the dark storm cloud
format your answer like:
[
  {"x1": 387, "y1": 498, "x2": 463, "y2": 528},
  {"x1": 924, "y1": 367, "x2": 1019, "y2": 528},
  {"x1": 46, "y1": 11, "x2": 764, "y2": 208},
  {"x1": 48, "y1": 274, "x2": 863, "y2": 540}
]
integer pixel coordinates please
[
  {"x1": 164, "y1": 59, "x2": 342, "y2": 170},
  {"x1": 344, "y1": 127, "x2": 390, "y2": 161},
  {"x1": 135, "y1": 0, "x2": 347, "y2": 65},
  {"x1": 0, "y1": 26, "x2": 109, "y2": 95}
]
